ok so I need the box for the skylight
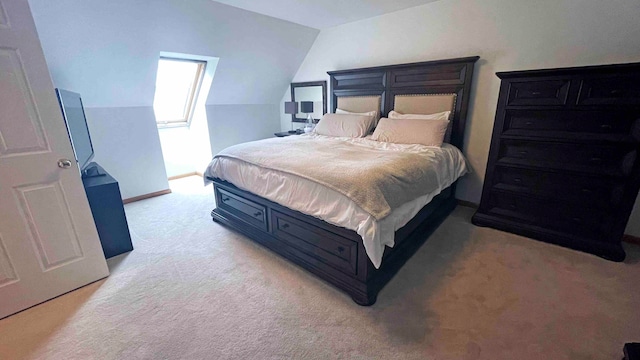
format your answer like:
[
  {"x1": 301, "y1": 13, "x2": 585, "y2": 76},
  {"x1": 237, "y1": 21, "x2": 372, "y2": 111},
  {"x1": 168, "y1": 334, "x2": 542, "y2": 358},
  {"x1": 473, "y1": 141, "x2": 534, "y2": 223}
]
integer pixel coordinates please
[{"x1": 153, "y1": 57, "x2": 206, "y2": 127}]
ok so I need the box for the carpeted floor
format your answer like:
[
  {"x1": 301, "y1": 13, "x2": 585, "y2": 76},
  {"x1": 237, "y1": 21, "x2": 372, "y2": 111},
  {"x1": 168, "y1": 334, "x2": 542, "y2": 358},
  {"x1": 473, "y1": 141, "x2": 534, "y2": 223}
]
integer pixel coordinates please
[{"x1": 1, "y1": 176, "x2": 639, "y2": 359}]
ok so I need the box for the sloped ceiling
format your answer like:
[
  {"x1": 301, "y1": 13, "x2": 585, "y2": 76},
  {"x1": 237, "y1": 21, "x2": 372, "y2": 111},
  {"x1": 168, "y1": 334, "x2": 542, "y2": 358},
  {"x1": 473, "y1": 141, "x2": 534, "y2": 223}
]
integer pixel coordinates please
[
  {"x1": 28, "y1": 0, "x2": 319, "y2": 108},
  {"x1": 211, "y1": 0, "x2": 441, "y2": 29}
]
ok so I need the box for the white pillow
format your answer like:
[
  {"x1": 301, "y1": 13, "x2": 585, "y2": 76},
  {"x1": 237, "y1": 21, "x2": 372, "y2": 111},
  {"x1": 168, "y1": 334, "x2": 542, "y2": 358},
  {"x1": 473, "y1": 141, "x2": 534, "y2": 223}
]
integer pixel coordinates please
[
  {"x1": 388, "y1": 110, "x2": 451, "y2": 121},
  {"x1": 336, "y1": 108, "x2": 378, "y2": 117},
  {"x1": 314, "y1": 113, "x2": 376, "y2": 138},
  {"x1": 371, "y1": 117, "x2": 448, "y2": 147},
  {"x1": 336, "y1": 108, "x2": 379, "y2": 127}
]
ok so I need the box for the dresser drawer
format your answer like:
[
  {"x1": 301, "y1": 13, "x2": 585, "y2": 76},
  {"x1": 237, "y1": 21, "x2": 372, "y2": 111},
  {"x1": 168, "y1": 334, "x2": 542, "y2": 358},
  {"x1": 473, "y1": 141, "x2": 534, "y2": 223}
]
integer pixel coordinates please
[
  {"x1": 487, "y1": 190, "x2": 613, "y2": 239},
  {"x1": 216, "y1": 188, "x2": 268, "y2": 231},
  {"x1": 503, "y1": 110, "x2": 640, "y2": 140},
  {"x1": 506, "y1": 79, "x2": 571, "y2": 106},
  {"x1": 498, "y1": 139, "x2": 637, "y2": 176},
  {"x1": 493, "y1": 166, "x2": 625, "y2": 209},
  {"x1": 577, "y1": 76, "x2": 640, "y2": 105},
  {"x1": 271, "y1": 210, "x2": 358, "y2": 275}
]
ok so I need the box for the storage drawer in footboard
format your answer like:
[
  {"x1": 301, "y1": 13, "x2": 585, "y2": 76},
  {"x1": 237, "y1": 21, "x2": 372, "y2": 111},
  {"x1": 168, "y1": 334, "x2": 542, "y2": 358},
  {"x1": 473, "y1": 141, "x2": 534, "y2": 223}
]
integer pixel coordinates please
[
  {"x1": 215, "y1": 187, "x2": 268, "y2": 231},
  {"x1": 271, "y1": 210, "x2": 358, "y2": 275}
]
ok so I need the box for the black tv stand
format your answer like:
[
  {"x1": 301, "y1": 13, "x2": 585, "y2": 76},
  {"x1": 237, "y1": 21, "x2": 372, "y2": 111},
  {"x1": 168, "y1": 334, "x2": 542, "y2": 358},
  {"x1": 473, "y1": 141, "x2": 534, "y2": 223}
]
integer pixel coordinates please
[
  {"x1": 82, "y1": 163, "x2": 133, "y2": 258},
  {"x1": 82, "y1": 162, "x2": 107, "y2": 178}
]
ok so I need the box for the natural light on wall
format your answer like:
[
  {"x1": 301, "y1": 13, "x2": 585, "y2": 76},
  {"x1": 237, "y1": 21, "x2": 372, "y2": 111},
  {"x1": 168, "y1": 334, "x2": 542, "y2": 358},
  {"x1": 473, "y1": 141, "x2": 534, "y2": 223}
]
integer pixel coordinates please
[{"x1": 153, "y1": 58, "x2": 206, "y2": 127}]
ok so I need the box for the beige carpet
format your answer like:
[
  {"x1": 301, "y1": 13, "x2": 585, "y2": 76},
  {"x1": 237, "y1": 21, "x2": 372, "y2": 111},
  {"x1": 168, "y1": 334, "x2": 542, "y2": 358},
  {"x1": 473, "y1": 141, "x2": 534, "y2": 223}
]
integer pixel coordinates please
[{"x1": 0, "y1": 176, "x2": 639, "y2": 360}]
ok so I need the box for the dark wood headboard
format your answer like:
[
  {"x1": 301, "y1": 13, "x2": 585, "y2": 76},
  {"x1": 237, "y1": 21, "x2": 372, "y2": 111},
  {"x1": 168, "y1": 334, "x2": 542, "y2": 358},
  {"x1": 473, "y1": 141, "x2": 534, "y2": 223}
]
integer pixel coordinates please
[{"x1": 327, "y1": 56, "x2": 479, "y2": 150}]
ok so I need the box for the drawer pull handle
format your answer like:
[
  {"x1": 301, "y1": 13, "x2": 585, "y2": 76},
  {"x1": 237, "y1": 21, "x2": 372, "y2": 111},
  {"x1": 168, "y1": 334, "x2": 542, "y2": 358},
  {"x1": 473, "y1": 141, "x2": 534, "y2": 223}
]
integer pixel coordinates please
[
  {"x1": 253, "y1": 211, "x2": 262, "y2": 217},
  {"x1": 509, "y1": 204, "x2": 517, "y2": 210},
  {"x1": 525, "y1": 121, "x2": 533, "y2": 126},
  {"x1": 518, "y1": 150, "x2": 528, "y2": 155},
  {"x1": 281, "y1": 223, "x2": 290, "y2": 229},
  {"x1": 590, "y1": 157, "x2": 602, "y2": 162},
  {"x1": 221, "y1": 196, "x2": 230, "y2": 202},
  {"x1": 531, "y1": 91, "x2": 541, "y2": 96},
  {"x1": 337, "y1": 246, "x2": 345, "y2": 254},
  {"x1": 513, "y1": 178, "x2": 522, "y2": 183},
  {"x1": 600, "y1": 124, "x2": 612, "y2": 130},
  {"x1": 610, "y1": 89, "x2": 621, "y2": 95},
  {"x1": 581, "y1": 188, "x2": 592, "y2": 193},
  {"x1": 572, "y1": 217, "x2": 582, "y2": 223}
]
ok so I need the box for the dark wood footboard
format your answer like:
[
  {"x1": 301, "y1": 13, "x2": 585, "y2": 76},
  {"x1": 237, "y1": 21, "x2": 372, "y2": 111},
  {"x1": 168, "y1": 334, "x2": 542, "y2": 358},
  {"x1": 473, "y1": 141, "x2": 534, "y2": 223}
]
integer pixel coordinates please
[{"x1": 209, "y1": 178, "x2": 457, "y2": 305}]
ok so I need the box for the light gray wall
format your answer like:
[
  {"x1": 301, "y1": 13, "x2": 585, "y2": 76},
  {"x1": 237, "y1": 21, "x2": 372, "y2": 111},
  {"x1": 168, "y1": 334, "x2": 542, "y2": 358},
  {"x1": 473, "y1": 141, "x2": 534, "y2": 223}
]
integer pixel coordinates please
[
  {"x1": 207, "y1": 105, "x2": 280, "y2": 156},
  {"x1": 289, "y1": 0, "x2": 640, "y2": 235},
  {"x1": 84, "y1": 107, "x2": 168, "y2": 199},
  {"x1": 28, "y1": 0, "x2": 318, "y2": 198},
  {"x1": 29, "y1": 0, "x2": 318, "y2": 107}
]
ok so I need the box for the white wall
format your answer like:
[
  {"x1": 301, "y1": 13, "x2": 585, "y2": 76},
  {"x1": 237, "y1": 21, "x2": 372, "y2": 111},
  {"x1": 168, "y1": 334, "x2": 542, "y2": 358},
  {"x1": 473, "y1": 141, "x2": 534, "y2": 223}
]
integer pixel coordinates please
[
  {"x1": 289, "y1": 0, "x2": 640, "y2": 235},
  {"x1": 84, "y1": 107, "x2": 168, "y2": 199},
  {"x1": 29, "y1": 0, "x2": 318, "y2": 198},
  {"x1": 207, "y1": 105, "x2": 280, "y2": 156}
]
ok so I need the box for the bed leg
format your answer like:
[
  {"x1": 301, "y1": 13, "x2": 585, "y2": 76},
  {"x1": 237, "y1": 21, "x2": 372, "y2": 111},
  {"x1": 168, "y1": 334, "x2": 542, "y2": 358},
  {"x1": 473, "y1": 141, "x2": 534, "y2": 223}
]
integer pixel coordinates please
[{"x1": 351, "y1": 293, "x2": 377, "y2": 306}]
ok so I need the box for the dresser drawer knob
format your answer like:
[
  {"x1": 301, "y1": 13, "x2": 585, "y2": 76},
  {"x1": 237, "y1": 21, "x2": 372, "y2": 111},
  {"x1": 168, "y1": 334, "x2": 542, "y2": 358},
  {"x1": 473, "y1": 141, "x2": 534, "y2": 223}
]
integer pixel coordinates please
[
  {"x1": 600, "y1": 124, "x2": 612, "y2": 130},
  {"x1": 253, "y1": 211, "x2": 262, "y2": 217},
  {"x1": 337, "y1": 246, "x2": 345, "y2": 254},
  {"x1": 281, "y1": 223, "x2": 290, "y2": 229}
]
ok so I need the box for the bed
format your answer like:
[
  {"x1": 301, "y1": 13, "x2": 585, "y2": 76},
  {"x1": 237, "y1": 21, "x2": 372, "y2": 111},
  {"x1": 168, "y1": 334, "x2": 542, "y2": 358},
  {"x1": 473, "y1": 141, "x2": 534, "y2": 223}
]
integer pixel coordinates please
[{"x1": 206, "y1": 57, "x2": 479, "y2": 305}]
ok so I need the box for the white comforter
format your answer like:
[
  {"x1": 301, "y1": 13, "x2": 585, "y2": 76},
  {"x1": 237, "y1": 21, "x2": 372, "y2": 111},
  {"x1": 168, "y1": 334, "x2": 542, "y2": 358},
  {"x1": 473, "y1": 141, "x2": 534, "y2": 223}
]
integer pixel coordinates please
[{"x1": 205, "y1": 134, "x2": 468, "y2": 268}]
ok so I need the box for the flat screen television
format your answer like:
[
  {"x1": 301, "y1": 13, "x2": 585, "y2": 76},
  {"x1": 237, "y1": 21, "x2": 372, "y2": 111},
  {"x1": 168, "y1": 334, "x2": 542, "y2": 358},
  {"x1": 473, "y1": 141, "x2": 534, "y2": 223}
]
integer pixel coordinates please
[{"x1": 55, "y1": 88, "x2": 102, "y2": 177}]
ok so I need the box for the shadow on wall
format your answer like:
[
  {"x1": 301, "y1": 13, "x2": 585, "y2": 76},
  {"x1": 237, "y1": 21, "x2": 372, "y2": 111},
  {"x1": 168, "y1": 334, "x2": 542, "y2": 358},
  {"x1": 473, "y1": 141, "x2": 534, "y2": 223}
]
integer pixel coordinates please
[
  {"x1": 206, "y1": 104, "x2": 281, "y2": 157},
  {"x1": 85, "y1": 106, "x2": 169, "y2": 199}
]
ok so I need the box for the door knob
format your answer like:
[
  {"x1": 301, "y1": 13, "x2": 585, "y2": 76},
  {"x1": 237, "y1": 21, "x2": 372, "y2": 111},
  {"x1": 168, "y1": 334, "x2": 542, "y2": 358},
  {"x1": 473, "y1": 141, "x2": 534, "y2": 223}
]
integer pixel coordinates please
[{"x1": 57, "y1": 159, "x2": 73, "y2": 168}]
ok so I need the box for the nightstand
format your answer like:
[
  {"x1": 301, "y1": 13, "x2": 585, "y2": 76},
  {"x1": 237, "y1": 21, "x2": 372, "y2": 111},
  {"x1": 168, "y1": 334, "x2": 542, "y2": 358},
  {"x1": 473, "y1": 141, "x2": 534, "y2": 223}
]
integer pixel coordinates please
[{"x1": 274, "y1": 130, "x2": 302, "y2": 137}]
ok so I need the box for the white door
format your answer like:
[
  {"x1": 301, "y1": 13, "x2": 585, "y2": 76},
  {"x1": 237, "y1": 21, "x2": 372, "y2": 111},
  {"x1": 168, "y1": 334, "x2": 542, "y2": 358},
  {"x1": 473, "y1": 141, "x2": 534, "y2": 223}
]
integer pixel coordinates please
[{"x1": 0, "y1": 0, "x2": 109, "y2": 319}]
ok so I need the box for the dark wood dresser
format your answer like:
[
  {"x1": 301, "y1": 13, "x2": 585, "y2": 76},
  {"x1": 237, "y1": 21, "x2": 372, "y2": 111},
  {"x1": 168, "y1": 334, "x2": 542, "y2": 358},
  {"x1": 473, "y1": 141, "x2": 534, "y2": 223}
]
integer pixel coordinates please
[{"x1": 472, "y1": 62, "x2": 640, "y2": 261}]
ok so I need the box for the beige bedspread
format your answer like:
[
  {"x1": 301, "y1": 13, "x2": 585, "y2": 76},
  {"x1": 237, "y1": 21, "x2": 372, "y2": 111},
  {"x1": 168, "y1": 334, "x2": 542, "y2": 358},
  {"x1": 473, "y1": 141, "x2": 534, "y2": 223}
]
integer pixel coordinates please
[{"x1": 214, "y1": 135, "x2": 443, "y2": 221}]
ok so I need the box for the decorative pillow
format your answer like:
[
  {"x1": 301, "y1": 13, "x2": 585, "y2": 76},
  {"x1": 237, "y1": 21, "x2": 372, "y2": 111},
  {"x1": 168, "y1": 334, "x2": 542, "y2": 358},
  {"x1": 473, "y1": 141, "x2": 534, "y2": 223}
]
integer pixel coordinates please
[
  {"x1": 371, "y1": 117, "x2": 448, "y2": 147},
  {"x1": 388, "y1": 110, "x2": 451, "y2": 121},
  {"x1": 389, "y1": 110, "x2": 453, "y2": 143},
  {"x1": 336, "y1": 108, "x2": 379, "y2": 127},
  {"x1": 314, "y1": 113, "x2": 376, "y2": 138}
]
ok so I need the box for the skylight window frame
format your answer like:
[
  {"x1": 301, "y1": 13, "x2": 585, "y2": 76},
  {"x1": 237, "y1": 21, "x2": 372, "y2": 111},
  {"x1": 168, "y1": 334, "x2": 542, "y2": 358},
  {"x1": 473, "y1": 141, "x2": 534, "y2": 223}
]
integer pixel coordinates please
[{"x1": 154, "y1": 57, "x2": 207, "y2": 128}]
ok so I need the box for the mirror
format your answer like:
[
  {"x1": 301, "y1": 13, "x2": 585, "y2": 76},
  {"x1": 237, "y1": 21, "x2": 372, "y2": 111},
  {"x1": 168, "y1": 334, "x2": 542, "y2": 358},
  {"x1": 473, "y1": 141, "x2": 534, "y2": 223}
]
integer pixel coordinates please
[{"x1": 290, "y1": 81, "x2": 327, "y2": 123}]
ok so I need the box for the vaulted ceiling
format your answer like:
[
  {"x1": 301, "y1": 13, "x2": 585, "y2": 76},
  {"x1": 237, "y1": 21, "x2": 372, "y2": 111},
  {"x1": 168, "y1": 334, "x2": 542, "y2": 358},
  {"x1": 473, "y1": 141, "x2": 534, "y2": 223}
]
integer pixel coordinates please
[
  {"x1": 211, "y1": 0, "x2": 441, "y2": 29},
  {"x1": 28, "y1": 0, "x2": 319, "y2": 108}
]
